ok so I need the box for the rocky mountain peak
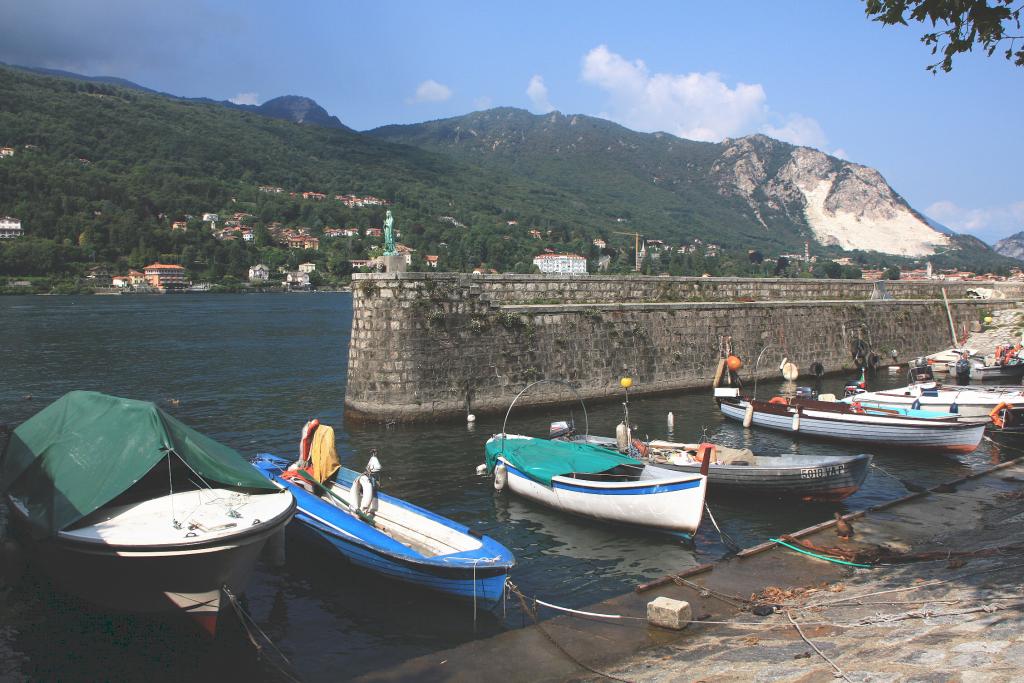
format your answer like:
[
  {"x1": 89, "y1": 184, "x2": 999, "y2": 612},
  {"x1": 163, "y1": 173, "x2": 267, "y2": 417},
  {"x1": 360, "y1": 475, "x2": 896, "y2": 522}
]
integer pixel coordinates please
[
  {"x1": 994, "y1": 231, "x2": 1024, "y2": 261},
  {"x1": 255, "y1": 95, "x2": 347, "y2": 129},
  {"x1": 713, "y1": 137, "x2": 949, "y2": 256}
]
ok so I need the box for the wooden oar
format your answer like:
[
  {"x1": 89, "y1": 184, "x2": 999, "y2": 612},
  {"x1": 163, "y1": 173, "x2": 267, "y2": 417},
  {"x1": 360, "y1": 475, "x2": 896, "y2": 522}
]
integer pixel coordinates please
[{"x1": 295, "y1": 469, "x2": 375, "y2": 524}]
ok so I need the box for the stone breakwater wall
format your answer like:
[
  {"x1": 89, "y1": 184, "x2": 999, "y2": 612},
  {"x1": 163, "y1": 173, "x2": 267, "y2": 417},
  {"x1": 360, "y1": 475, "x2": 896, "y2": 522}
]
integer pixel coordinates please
[{"x1": 344, "y1": 274, "x2": 1021, "y2": 422}]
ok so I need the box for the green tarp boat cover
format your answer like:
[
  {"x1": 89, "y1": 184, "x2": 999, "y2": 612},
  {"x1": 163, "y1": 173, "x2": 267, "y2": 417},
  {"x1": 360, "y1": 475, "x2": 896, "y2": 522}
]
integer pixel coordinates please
[
  {"x1": 0, "y1": 390, "x2": 276, "y2": 538},
  {"x1": 485, "y1": 435, "x2": 642, "y2": 486}
]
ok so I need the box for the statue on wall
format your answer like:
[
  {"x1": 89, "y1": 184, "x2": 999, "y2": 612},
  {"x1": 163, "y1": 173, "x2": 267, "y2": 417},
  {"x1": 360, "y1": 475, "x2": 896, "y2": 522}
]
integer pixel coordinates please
[{"x1": 383, "y1": 210, "x2": 397, "y2": 256}]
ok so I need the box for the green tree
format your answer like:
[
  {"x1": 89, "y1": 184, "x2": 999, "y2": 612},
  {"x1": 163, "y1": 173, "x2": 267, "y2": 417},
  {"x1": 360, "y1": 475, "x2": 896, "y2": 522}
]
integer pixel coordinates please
[{"x1": 864, "y1": 0, "x2": 1024, "y2": 72}]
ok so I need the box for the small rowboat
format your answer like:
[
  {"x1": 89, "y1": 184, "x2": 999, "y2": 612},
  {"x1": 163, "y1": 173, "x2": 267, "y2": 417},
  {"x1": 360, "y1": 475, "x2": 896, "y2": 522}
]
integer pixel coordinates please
[
  {"x1": 484, "y1": 434, "x2": 708, "y2": 535},
  {"x1": 254, "y1": 453, "x2": 514, "y2": 608},
  {"x1": 718, "y1": 394, "x2": 987, "y2": 453},
  {"x1": 847, "y1": 381, "x2": 1024, "y2": 418},
  {"x1": 569, "y1": 435, "x2": 871, "y2": 502}
]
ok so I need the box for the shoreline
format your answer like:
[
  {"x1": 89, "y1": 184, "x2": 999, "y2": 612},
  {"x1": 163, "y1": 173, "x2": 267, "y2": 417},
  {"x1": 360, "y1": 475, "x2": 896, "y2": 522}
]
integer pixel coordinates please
[{"x1": 362, "y1": 452, "x2": 1024, "y2": 682}]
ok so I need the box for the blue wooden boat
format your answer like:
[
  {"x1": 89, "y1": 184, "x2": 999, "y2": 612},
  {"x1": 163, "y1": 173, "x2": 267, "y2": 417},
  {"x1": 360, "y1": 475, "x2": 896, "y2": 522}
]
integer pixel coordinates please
[{"x1": 253, "y1": 454, "x2": 514, "y2": 608}]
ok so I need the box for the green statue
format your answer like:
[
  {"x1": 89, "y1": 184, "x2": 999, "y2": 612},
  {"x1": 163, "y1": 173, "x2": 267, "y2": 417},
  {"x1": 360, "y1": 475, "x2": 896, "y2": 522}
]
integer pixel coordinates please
[{"x1": 383, "y1": 210, "x2": 397, "y2": 256}]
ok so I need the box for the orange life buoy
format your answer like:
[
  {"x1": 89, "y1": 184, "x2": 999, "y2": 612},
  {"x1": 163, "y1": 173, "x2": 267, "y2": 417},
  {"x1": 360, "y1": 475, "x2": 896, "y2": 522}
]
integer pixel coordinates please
[
  {"x1": 692, "y1": 442, "x2": 717, "y2": 464},
  {"x1": 769, "y1": 396, "x2": 788, "y2": 405},
  {"x1": 990, "y1": 402, "x2": 1013, "y2": 428}
]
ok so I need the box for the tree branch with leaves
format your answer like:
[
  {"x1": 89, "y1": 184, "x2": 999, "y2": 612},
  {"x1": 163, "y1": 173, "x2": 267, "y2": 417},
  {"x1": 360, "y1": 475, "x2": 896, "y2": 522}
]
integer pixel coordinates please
[{"x1": 864, "y1": 0, "x2": 1023, "y2": 72}]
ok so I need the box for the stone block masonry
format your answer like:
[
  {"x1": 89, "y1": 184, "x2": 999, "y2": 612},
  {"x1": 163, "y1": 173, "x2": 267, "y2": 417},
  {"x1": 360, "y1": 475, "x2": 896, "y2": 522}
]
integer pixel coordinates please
[{"x1": 344, "y1": 274, "x2": 1020, "y2": 422}]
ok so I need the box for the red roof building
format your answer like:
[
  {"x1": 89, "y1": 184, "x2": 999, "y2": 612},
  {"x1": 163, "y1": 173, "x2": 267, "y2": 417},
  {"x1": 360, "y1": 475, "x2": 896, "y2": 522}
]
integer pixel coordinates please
[{"x1": 143, "y1": 263, "x2": 186, "y2": 289}]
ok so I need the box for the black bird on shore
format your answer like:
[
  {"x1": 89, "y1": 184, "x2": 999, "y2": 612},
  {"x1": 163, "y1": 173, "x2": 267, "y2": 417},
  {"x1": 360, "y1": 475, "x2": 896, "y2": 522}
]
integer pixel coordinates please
[{"x1": 834, "y1": 512, "x2": 854, "y2": 539}]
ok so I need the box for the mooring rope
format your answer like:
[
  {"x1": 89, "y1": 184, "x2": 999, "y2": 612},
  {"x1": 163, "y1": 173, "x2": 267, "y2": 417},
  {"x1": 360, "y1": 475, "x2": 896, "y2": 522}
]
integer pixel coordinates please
[
  {"x1": 223, "y1": 586, "x2": 302, "y2": 683},
  {"x1": 508, "y1": 581, "x2": 635, "y2": 682},
  {"x1": 786, "y1": 610, "x2": 853, "y2": 682},
  {"x1": 770, "y1": 538, "x2": 874, "y2": 568}
]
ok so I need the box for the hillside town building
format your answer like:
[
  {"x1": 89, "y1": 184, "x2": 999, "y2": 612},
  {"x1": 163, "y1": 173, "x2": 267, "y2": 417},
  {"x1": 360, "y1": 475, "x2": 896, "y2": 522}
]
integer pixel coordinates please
[
  {"x1": 0, "y1": 147, "x2": 14, "y2": 157},
  {"x1": 533, "y1": 253, "x2": 587, "y2": 275},
  {"x1": 143, "y1": 263, "x2": 186, "y2": 289},
  {"x1": 248, "y1": 264, "x2": 270, "y2": 282},
  {"x1": 0, "y1": 216, "x2": 23, "y2": 239},
  {"x1": 298, "y1": 262, "x2": 316, "y2": 273}
]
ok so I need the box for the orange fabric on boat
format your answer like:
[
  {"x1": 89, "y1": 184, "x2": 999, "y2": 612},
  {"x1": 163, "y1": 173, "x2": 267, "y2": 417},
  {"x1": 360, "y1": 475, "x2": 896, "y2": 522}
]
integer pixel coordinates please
[
  {"x1": 769, "y1": 396, "x2": 788, "y2": 405},
  {"x1": 310, "y1": 424, "x2": 341, "y2": 484}
]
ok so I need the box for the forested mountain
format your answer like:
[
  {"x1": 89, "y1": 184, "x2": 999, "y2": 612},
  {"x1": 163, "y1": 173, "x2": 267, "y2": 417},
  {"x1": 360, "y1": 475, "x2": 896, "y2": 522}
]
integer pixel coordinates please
[
  {"x1": 0, "y1": 65, "x2": 1014, "y2": 287},
  {"x1": 370, "y1": 109, "x2": 1003, "y2": 266},
  {"x1": 0, "y1": 65, "x2": 623, "y2": 282}
]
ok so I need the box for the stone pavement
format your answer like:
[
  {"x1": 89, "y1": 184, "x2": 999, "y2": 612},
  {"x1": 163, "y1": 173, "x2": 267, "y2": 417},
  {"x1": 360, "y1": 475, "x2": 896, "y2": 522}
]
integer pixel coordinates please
[
  {"x1": 364, "y1": 458, "x2": 1024, "y2": 683},
  {"x1": 600, "y1": 460, "x2": 1024, "y2": 683}
]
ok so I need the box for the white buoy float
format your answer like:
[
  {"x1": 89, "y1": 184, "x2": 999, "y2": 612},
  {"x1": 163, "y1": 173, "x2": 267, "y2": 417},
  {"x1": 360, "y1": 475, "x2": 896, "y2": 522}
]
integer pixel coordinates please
[
  {"x1": 493, "y1": 463, "x2": 507, "y2": 491},
  {"x1": 743, "y1": 403, "x2": 754, "y2": 428},
  {"x1": 666, "y1": 411, "x2": 674, "y2": 433},
  {"x1": 615, "y1": 422, "x2": 629, "y2": 452},
  {"x1": 475, "y1": 463, "x2": 488, "y2": 476},
  {"x1": 781, "y1": 360, "x2": 799, "y2": 381},
  {"x1": 467, "y1": 413, "x2": 476, "y2": 423},
  {"x1": 791, "y1": 409, "x2": 800, "y2": 432}
]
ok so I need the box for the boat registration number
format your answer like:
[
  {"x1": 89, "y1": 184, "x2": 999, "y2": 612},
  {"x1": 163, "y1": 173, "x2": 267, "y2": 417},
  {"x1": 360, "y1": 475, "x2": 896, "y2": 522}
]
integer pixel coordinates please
[{"x1": 801, "y1": 465, "x2": 846, "y2": 479}]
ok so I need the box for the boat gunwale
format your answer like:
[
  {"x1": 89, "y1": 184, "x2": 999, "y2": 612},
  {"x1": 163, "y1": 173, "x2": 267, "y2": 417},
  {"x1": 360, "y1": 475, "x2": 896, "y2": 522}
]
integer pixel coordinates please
[
  {"x1": 254, "y1": 454, "x2": 515, "y2": 571},
  {"x1": 10, "y1": 492, "x2": 296, "y2": 552}
]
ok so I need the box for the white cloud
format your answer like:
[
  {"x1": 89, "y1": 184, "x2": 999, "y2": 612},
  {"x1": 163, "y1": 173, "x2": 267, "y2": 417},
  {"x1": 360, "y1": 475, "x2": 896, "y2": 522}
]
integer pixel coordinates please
[
  {"x1": 762, "y1": 115, "x2": 827, "y2": 149},
  {"x1": 526, "y1": 75, "x2": 554, "y2": 113},
  {"x1": 474, "y1": 95, "x2": 493, "y2": 110},
  {"x1": 409, "y1": 79, "x2": 452, "y2": 103},
  {"x1": 580, "y1": 44, "x2": 830, "y2": 148},
  {"x1": 925, "y1": 199, "x2": 1024, "y2": 241},
  {"x1": 832, "y1": 148, "x2": 849, "y2": 160},
  {"x1": 229, "y1": 92, "x2": 260, "y2": 105}
]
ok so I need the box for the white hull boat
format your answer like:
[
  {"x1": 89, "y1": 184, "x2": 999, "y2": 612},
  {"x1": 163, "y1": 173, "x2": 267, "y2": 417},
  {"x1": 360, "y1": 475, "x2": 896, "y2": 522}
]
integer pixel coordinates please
[
  {"x1": 1, "y1": 391, "x2": 295, "y2": 636},
  {"x1": 846, "y1": 382, "x2": 1024, "y2": 418},
  {"x1": 8, "y1": 488, "x2": 294, "y2": 634},
  {"x1": 719, "y1": 396, "x2": 987, "y2": 453},
  {"x1": 485, "y1": 434, "x2": 707, "y2": 535}
]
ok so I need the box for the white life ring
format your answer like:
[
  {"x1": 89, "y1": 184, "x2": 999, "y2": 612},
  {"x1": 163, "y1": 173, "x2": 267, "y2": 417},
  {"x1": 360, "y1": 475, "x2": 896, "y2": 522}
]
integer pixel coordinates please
[{"x1": 351, "y1": 474, "x2": 377, "y2": 513}]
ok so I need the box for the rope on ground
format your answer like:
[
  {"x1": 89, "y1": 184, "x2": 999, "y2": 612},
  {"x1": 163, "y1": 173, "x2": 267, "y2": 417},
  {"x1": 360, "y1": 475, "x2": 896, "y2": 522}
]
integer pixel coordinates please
[
  {"x1": 223, "y1": 586, "x2": 302, "y2": 683},
  {"x1": 799, "y1": 559, "x2": 1024, "y2": 609},
  {"x1": 509, "y1": 582, "x2": 635, "y2": 683},
  {"x1": 671, "y1": 575, "x2": 749, "y2": 609},
  {"x1": 770, "y1": 537, "x2": 874, "y2": 568},
  {"x1": 786, "y1": 610, "x2": 853, "y2": 682}
]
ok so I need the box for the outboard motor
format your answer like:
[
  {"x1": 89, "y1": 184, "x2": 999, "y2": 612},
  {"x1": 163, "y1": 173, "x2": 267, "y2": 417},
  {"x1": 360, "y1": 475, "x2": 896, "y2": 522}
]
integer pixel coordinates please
[
  {"x1": 549, "y1": 420, "x2": 575, "y2": 439},
  {"x1": 843, "y1": 381, "x2": 864, "y2": 398},
  {"x1": 795, "y1": 386, "x2": 817, "y2": 400},
  {"x1": 908, "y1": 365, "x2": 935, "y2": 384},
  {"x1": 954, "y1": 356, "x2": 971, "y2": 385}
]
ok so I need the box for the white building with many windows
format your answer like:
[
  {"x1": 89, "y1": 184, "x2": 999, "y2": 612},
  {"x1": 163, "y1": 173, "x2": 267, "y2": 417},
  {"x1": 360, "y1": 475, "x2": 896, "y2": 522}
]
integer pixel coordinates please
[
  {"x1": 532, "y1": 253, "x2": 587, "y2": 275},
  {"x1": 0, "y1": 217, "x2": 23, "y2": 239}
]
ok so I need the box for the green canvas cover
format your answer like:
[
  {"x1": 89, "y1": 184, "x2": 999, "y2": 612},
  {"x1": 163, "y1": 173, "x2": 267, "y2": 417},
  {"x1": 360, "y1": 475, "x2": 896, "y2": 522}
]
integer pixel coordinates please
[
  {"x1": 0, "y1": 390, "x2": 276, "y2": 538},
  {"x1": 485, "y1": 435, "x2": 642, "y2": 486}
]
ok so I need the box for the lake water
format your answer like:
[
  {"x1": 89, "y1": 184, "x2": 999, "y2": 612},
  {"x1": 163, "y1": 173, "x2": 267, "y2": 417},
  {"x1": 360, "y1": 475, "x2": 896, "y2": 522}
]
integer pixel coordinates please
[{"x1": 0, "y1": 293, "x2": 1015, "y2": 681}]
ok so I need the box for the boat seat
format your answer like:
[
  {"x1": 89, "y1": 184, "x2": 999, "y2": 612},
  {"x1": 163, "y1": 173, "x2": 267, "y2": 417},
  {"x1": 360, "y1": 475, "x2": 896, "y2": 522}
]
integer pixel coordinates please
[{"x1": 818, "y1": 393, "x2": 837, "y2": 402}]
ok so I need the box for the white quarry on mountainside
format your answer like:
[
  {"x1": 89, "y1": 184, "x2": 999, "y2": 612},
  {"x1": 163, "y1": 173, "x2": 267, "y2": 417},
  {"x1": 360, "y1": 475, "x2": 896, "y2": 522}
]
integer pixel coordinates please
[
  {"x1": 716, "y1": 138, "x2": 949, "y2": 257},
  {"x1": 782, "y1": 148, "x2": 948, "y2": 257}
]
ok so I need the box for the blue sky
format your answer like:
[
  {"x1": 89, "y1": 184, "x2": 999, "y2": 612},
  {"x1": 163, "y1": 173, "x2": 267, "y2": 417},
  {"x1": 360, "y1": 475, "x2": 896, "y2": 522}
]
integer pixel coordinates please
[{"x1": 2, "y1": 1, "x2": 1022, "y2": 243}]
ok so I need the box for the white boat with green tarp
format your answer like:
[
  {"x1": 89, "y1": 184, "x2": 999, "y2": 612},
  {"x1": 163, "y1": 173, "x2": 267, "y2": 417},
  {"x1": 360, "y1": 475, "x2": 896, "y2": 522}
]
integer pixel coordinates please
[
  {"x1": 0, "y1": 390, "x2": 295, "y2": 636},
  {"x1": 484, "y1": 434, "x2": 708, "y2": 535}
]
